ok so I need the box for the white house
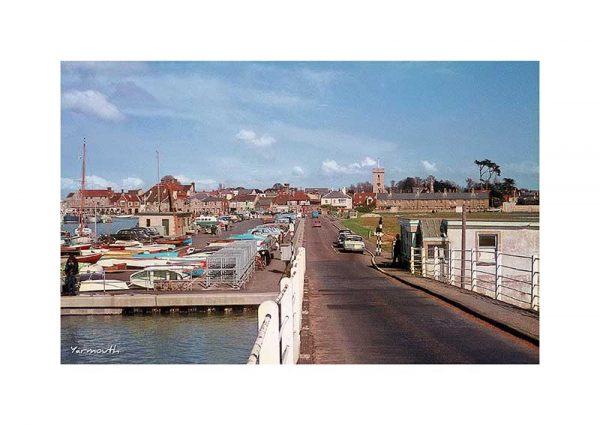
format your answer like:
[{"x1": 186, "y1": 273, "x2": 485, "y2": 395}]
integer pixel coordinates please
[
  {"x1": 399, "y1": 218, "x2": 540, "y2": 310},
  {"x1": 321, "y1": 191, "x2": 352, "y2": 210}
]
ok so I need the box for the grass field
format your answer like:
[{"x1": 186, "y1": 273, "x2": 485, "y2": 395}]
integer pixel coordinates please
[{"x1": 342, "y1": 210, "x2": 539, "y2": 248}]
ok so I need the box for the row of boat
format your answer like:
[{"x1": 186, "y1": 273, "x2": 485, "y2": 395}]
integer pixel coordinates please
[
  {"x1": 60, "y1": 216, "x2": 296, "y2": 293},
  {"x1": 60, "y1": 235, "x2": 208, "y2": 292}
]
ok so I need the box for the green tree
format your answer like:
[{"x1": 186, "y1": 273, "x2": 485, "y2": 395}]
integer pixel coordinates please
[{"x1": 474, "y1": 159, "x2": 501, "y2": 189}]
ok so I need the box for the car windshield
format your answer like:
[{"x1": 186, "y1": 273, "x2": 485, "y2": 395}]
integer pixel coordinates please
[{"x1": 346, "y1": 236, "x2": 362, "y2": 242}]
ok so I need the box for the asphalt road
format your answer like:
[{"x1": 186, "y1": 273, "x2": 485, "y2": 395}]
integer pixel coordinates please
[{"x1": 304, "y1": 217, "x2": 539, "y2": 364}]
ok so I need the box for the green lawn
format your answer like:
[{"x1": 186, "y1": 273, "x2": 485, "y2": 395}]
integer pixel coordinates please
[{"x1": 341, "y1": 210, "x2": 538, "y2": 248}]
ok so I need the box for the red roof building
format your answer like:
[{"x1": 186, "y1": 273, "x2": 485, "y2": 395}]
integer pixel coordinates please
[{"x1": 353, "y1": 192, "x2": 376, "y2": 207}]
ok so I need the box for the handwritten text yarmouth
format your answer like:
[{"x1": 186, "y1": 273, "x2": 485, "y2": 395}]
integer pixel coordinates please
[{"x1": 70, "y1": 345, "x2": 120, "y2": 355}]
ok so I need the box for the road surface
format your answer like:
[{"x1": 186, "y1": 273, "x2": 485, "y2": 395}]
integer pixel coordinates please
[{"x1": 304, "y1": 216, "x2": 539, "y2": 364}]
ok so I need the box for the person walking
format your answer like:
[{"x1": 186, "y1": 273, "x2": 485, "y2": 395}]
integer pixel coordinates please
[
  {"x1": 393, "y1": 233, "x2": 401, "y2": 267},
  {"x1": 64, "y1": 253, "x2": 79, "y2": 296}
]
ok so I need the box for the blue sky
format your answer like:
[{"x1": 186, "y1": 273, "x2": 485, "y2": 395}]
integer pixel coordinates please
[{"x1": 61, "y1": 61, "x2": 539, "y2": 196}]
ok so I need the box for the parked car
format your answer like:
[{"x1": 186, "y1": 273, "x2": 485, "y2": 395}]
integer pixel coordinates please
[
  {"x1": 342, "y1": 235, "x2": 365, "y2": 253},
  {"x1": 113, "y1": 228, "x2": 151, "y2": 242},
  {"x1": 313, "y1": 220, "x2": 321, "y2": 227},
  {"x1": 131, "y1": 226, "x2": 160, "y2": 237},
  {"x1": 337, "y1": 229, "x2": 352, "y2": 246}
]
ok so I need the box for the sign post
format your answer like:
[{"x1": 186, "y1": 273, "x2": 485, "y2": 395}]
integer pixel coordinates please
[{"x1": 375, "y1": 217, "x2": 383, "y2": 256}]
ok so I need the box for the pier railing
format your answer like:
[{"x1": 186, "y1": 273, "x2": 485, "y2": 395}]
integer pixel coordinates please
[
  {"x1": 409, "y1": 247, "x2": 540, "y2": 311},
  {"x1": 248, "y1": 219, "x2": 306, "y2": 365}
]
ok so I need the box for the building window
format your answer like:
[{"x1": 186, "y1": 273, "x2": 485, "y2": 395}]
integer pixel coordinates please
[
  {"x1": 427, "y1": 244, "x2": 445, "y2": 257},
  {"x1": 478, "y1": 234, "x2": 498, "y2": 250}
]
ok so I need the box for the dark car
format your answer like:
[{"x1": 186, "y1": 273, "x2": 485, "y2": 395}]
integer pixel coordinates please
[
  {"x1": 131, "y1": 226, "x2": 160, "y2": 237},
  {"x1": 337, "y1": 229, "x2": 352, "y2": 246},
  {"x1": 115, "y1": 228, "x2": 151, "y2": 242}
]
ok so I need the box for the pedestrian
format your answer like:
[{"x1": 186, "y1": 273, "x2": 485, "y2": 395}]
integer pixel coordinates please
[
  {"x1": 393, "y1": 233, "x2": 401, "y2": 267},
  {"x1": 64, "y1": 253, "x2": 79, "y2": 296}
]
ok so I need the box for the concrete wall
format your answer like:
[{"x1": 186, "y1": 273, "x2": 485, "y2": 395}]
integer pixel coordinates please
[
  {"x1": 445, "y1": 221, "x2": 539, "y2": 309},
  {"x1": 501, "y1": 202, "x2": 540, "y2": 213},
  {"x1": 445, "y1": 221, "x2": 539, "y2": 258}
]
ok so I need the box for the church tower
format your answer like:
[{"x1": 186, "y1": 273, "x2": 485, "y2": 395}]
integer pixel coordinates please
[{"x1": 372, "y1": 166, "x2": 385, "y2": 193}]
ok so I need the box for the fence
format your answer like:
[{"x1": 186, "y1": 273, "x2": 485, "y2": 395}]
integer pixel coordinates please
[
  {"x1": 248, "y1": 218, "x2": 306, "y2": 364},
  {"x1": 204, "y1": 240, "x2": 256, "y2": 289},
  {"x1": 410, "y1": 247, "x2": 540, "y2": 311}
]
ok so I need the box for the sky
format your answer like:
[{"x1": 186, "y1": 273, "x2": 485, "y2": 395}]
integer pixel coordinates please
[{"x1": 61, "y1": 61, "x2": 539, "y2": 196}]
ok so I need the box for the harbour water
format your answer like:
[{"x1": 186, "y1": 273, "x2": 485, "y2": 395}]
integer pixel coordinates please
[
  {"x1": 61, "y1": 311, "x2": 258, "y2": 364},
  {"x1": 62, "y1": 217, "x2": 138, "y2": 236}
]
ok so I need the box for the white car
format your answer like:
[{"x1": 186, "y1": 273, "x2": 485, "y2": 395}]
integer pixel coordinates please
[{"x1": 342, "y1": 235, "x2": 365, "y2": 253}]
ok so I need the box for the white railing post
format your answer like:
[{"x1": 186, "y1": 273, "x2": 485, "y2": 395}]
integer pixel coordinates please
[
  {"x1": 433, "y1": 247, "x2": 440, "y2": 281},
  {"x1": 470, "y1": 249, "x2": 477, "y2": 293},
  {"x1": 279, "y1": 277, "x2": 294, "y2": 364},
  {"x1": 410, "y1": 247, "x2": 415, "y2": 274},
  {"x1": 257, "y1": 300, "x2": 280, "y2": 364},
  {"x1": 449, "y1": 249, "x2": 455, "y2": 286},
  {"x1": 531, "y1": 255, "x2": 540, "y2": 311},
  {"x1": 495, "y1": 250, "x2": 503, "y2": 301}
]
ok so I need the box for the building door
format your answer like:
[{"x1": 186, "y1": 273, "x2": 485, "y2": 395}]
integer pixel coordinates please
[{"x1": 162, "y1": 218, "x2": 170, "y2": 235}]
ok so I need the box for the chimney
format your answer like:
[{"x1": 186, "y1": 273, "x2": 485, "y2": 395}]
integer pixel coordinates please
[{"x1": 107, "y1": 187, "x2": 112, "y2": 192}]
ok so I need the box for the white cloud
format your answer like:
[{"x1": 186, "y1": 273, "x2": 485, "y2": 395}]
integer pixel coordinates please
[
  {"x1": 292, "y1": 166, "x2": 305, "y2": 176},
  {"x1": 235, "y1": 129, "x2": 256, "y2": 141},
  {"x1": 121, "y1": 177, "x2": 144, "y2": 189},
  {"x1": 62, "y1": 90, "x2": 125, "y2": 121},
  {"x1": 196, "y1": 179, "x2": 218, "y2": 189},
  {"x1": 361, "y1": 157, "x2": 377, "y2": 167},
  {"x1": 235, "y1": 129, "x2": 276, "y2": 147},
  {"x1": 321, "y1": 157, "x2": 378, "y2": 175},
  {"x1": 172, "y1": 176, "x2": 218, "y2": 189},
  {"x1": 86, "y1": 174, "x2": 116, "y2": 188},
  {"x1": 174, "y1": 175, "x2": 193, "y2": 184},
  {"x1": 61, "y1": 177, "x2": 78, "y2": 190},
  {"x1": 421, "y1": 160, "x2": 438, "y2": 172}
]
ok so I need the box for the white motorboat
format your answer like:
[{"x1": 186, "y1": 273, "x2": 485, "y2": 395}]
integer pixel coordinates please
[
  {"x1": 78, "y1": 273, "x2": 129, "y2": 292},
  {"x1": 129, "y1": 267, "x2": 191, "y2": 289},
  {"x1": 97, "y1": 257, "x2": 176, "y2": 269},
  {"x1": 124, "y1": 243, "x2": 175, "y2": 252}
]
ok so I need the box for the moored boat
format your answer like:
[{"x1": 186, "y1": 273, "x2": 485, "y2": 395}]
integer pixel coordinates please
[
  {"x1": 76, "y1": 252, "x2": 103, "y2": 264},
  {"x1": 129, "y1": 267, "x2": 192, "y2": 289},
  {"x1": 78, "y1": 273, "x2": 129, "y2": 292},
  {"x1": 102, "y1": 262, "x2": 128, "y2": 273},
  {"x1": 155, "y1": 238, "x2": 185, "y2": 247}
]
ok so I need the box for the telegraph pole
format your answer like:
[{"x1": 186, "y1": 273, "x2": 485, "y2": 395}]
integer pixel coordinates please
[
  {"x1": 156, "y1": 150, "x2": 161, "y2": 213},
  {"x1": 460, "y1": 204, "x2": 466, "y2": 289}
]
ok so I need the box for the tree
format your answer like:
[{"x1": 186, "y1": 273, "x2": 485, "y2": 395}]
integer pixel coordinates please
[
  {"x1": 474, "y1": 159, "x2": 501, "y2": 189},
  {"x1": 434, "y1": 179, "x2": 459, "y2": 192},
  {"x1": 495, "y1": 177, "x2": 518, "y2": 196}
]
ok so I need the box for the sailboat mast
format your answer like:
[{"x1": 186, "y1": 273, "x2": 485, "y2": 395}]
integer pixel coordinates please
[{"x1": 79, "y1": 140, "x2": 86, "y2": 235}]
